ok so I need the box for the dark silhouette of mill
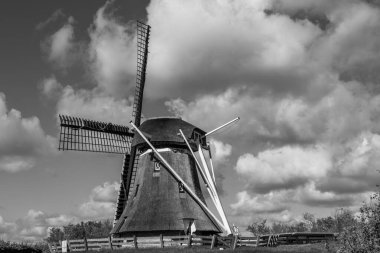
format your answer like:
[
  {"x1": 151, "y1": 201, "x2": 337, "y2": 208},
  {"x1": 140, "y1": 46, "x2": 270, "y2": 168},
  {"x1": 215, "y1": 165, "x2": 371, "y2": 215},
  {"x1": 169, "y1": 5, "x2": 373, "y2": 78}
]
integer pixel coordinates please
[{"x1": 58, "y1": 21, "x2": 231, "y2": 237}]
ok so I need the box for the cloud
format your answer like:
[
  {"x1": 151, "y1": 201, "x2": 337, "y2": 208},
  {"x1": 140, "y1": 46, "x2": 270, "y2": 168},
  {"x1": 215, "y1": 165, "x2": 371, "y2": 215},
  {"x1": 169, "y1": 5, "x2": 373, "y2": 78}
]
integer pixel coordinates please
[
  {"x1": 88, "y1": 2, "x2": 137, "y2": 98},
  {"x1": 235, "y1": 145, "x2": 331, "y2": 193},
  {"x1": 231, "y1": 132, "x2": 380, "y2": 215},
  {"x1": 145, "y1": 0, "x2": 324, "y2": 99},
  {"x1": 0, "y1": 210, "x2": 78, "y2": 241},
  {"x1": 39, "y1": 75, "x2": 63, "y2": 99},
  {"x1": 56, "y1": 86, "x2": 133, "y2": 125},
  {"x1": 42, "y1": 16, "x2": 79, "y2": 69},
  {"x1": 36, "y1": 9, "x2": 66, "y2": 30},
  {"x1": 78, "y1": 181, "x2": 119, "y2": 219},
  {"x1": 0, "y1": 215, "x2": 17, "y2": 241},
  {"x1": 35, "y1": 0, "x2": 380, "y2": 229},
  {"x1": 0, "y1": 182, "x2": 118, "y2": 241},
  {"x1": 231, "y1": 191, "x2": 288, "y2": 214},
  {"x1": 0, "y1": 156, "x2": 36, "y2": 173},
  {"x1": 209, "y1": 139, "x2": 232, "y2": 165},
  {"x1": 0, "y1": 93, "x2": 55, "y2": 172}
]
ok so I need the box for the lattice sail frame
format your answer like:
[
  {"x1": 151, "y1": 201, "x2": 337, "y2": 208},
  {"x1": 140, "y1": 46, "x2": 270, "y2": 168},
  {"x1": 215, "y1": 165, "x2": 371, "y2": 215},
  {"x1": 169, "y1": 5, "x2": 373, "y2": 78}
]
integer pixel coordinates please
[
  {"x1": 114, "y1": 21, "x2": 151, "y2": 225},
  {"x1": 132, "y1": 21, "x2": 151, "y2": 127},
  {"x1": 59, "y1": 115, "x2": 133, "y2": 154}
]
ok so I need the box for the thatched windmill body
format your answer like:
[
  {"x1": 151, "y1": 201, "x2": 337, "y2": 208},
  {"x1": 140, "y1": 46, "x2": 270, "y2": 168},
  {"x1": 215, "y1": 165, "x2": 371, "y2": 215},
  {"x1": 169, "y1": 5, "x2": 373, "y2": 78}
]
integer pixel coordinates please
[{"x1": 58, "y1": 21, "x2": 235, "y2": 237}]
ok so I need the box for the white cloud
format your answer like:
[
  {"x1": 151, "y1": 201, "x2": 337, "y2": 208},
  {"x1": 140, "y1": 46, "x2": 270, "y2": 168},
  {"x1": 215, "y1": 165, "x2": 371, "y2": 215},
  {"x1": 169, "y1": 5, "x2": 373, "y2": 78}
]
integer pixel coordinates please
[
  {"x1": 44, "y1": 16, "x2": 77, "y2": 68},
  {"x1": 210, "y1": 139, "x2": 232, "y2": 165},
  {"x1": 145, "y1": 0, "x2": 324, "y2": 99},
  {"x1": 0, "y1": 210, "x2": 78, "y2": 241},
  {"x1": 90, "y1": 181, "x2": 119, "y2": 203},
  {"x1": 36, "y1": 9, "x2": 66, "y2": 30},
  {"x1": 34, "y1": 0, "x2": 380, "y2": 229},
  {"x1": 0, "y1": 93, "x2": 55, "y2": 172},
  {"x1": 57, "y1": 86, "x2": 133, "y2": 125},
  {"x1": 0, "y1": 156, "x2": 35, "y2": 173},
  {"x1": 40, "y1": 75, "x2": 63, "y2": 99},
  {"x1": 78, "y1": 181, "x2": 119, "y2": 219},
  {"x1": 0, "y1": 215, "x2": 17, "y2": 241},
  {"x1": 235, "y1": 145, "x2": 331, "y2": 193},
  {"x1": 88, "y1": 2, "x2": 137, "y2": 98},
  {"x1": 231, "y1": 191, "x2": 288, "y2": 214}
]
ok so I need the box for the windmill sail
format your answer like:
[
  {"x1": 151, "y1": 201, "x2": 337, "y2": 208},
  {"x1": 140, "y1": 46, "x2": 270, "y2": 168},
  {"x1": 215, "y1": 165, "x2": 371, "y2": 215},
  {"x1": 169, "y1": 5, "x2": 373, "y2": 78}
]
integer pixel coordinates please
[
  {"x1": 132, "y1": 21, "x2": 151, "y2": 127},
  {"x1": 114, "y1": 21, "x2": 151, "y2": 225},
  {"x1": 58, "y1": 115, "x2": 133, "y2": 154}
]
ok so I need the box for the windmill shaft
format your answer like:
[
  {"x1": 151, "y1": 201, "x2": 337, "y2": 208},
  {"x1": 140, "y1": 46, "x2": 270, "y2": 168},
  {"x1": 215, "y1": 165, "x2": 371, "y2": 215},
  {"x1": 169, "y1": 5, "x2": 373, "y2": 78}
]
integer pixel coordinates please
[{"x1": 204, "y1": 117, "x2": 240, "y2": 137}]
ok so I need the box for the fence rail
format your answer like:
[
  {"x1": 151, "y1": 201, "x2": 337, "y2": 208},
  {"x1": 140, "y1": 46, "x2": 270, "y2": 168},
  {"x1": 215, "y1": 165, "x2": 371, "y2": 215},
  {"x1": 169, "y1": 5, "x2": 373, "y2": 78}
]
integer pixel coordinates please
[{"x1": 48, "y1": 232, "x2": 337, "y2": 252}]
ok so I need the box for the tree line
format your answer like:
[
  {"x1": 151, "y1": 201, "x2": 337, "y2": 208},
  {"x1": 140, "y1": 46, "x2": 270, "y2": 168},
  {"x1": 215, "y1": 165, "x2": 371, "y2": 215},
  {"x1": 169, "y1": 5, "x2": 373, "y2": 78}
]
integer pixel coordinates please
[
  {"x1": 45, "y1": 220, "x2": 113, "y2": 243},
  {"x1": 246, "y1": 208, "x2": 355, "y2": 236},
  {"x1": 246, "y1": 191, "x2": 380, "y2": 253}
]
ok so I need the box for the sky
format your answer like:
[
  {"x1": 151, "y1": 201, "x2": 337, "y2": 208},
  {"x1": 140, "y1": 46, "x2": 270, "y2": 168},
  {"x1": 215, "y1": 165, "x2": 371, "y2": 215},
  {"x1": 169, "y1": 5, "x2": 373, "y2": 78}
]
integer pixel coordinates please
[{"x1": 1, "y1": 0, "x2": 380, "y2": 241}]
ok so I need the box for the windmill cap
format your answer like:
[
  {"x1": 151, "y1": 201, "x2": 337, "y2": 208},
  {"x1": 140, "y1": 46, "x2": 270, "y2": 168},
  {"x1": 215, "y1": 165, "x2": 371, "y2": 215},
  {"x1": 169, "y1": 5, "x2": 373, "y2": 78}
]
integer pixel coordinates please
[{"x1": 132, "y1": 117, "x2": 205, "y2": 149}]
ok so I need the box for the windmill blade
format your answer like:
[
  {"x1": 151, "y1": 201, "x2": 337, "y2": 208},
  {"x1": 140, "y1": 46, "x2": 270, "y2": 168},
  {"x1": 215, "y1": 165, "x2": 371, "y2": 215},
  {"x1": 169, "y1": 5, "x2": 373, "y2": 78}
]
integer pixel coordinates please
[
  {"x1": 132, "y1": 21, "x2": 151, "y2": 127},
  {"x1": 58, "y1": 115, "x2": 133, "y2": 154},
  {"x1": 114, "y1": 21, "x2": 150, "y2": 226}
]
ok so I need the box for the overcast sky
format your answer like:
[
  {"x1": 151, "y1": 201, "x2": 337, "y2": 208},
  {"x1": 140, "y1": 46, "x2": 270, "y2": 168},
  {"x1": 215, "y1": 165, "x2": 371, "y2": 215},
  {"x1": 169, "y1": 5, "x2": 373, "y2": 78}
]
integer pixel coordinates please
[{"x1": 1, "y1": 0, "x2": 380, "y2": 241}]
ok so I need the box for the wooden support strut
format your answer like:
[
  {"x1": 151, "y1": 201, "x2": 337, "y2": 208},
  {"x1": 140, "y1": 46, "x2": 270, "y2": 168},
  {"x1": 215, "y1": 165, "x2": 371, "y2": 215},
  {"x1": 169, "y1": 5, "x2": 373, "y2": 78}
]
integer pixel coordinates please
[{"x1": 130, "y1": 122, "x2": 226, "y2": 233}]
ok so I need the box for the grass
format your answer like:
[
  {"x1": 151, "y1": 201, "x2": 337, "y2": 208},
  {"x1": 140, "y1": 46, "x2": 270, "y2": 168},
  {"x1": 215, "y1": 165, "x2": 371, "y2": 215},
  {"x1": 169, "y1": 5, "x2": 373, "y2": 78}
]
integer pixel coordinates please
[{"x1": 82, "y1": 242, "x2": 339, "y2": 253}]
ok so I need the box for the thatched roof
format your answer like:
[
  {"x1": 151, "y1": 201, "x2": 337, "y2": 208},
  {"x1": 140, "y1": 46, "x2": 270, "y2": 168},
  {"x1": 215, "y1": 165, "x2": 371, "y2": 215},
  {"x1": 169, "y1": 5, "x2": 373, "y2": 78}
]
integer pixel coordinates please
[{"x1": 132, "y1": 117, "x2": 205, "y2": 150}]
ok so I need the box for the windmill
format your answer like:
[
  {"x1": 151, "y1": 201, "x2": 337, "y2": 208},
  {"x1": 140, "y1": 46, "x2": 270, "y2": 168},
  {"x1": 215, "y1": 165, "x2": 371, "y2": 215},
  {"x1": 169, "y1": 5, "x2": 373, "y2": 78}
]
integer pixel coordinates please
[{"x1": 58, "y1": 21, "x2": 238, "y2": 237}]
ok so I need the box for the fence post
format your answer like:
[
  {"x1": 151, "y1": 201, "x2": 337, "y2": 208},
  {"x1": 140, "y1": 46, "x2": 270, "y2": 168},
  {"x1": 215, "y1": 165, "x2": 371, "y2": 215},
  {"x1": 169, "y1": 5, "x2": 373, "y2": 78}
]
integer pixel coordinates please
[
  {"x1": 187, "y1": 234, "x2": 192, "y2": 248},
  {"x1": 108, "y1": 235, "x2": 113, "y2": 250},
  {"x1": 211, "y1": 234, "x2": 216, "y2": 249},
  {"x1": 160, "y1": 234, "x2": 164, "y2": 248},
  {"x1": 232, "y1": 235, "x2": 238, "y2": 249},
  {"x1": 67, "y1": 239, "x2": 71, "y2": 252},
  {"x1": 83, "y1": 238, "x2": 88, "y2": 251},
  {"x1": 256, "y1": 235, "x2": 260, "y2": 247},
  {"x1": 133, "y1": 235, "x2": 138, "y2": 249},
  {"x1": 81, "y1": 222, "x2": 88, "y2": 251},
  {"x1": 47, "y1": 243, "x2": 53, "y2": 253}
]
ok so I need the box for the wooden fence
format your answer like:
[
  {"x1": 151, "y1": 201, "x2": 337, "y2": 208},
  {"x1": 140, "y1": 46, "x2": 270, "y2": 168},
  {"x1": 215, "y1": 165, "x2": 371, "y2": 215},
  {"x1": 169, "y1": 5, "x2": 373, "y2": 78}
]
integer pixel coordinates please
[{"x1": 48, "y1": 232, "x2": 337, "y2": 252}]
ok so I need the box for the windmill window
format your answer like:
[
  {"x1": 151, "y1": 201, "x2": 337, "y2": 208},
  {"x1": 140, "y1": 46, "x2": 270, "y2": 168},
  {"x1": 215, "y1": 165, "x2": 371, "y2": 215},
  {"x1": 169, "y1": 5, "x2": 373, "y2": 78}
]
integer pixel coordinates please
[
  {"x1": 192, "y1": 131, "x2": 206, "y2": 146},
  {"x1": 134, "y1": 184, "x2": 140, "y2": 198},
  {"x1": 153, "y1": 162, "x2": 160, "y2": 177},
  {"x1": 154, "y1": 162, "x2": 160, "y2": 171},
  {"x1": 178, "y1": 182, "x2": 185, "y2": 193}
]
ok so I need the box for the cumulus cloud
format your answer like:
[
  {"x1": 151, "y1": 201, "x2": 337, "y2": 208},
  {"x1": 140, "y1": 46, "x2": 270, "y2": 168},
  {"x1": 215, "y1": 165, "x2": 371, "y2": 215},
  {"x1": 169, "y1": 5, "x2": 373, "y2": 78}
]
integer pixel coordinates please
[
  {"x1": 209, "y1": 139, "x2": 232, "y2": 165},
  {"x1": 78, "y1": 181, "x2": 119, "y2": 219},
  {"x1": 235, "y1": 145, "x2": 331, "y2": 193},
  {"x1": 145, "y1": 0, "x2": 325, "y2": 99},
  {"x1": 36, "y1": 0, "x2": 380, "y2": 229},
  {"x1": 231, "y1": 132, "x2": 380, "y2": 216},
  {"x1": 0, "y1": 215, "x2": 17, "y2": 241},
  {"x1": 43, "y1": 16, "x2": 78, "y2": 68},
  {"x1": 88, "y1": 2, "x2": 137, "y2": 98},
  {"x1": 36, "y1": 9, "x2": 66, "y2": 30},
  {"x1": 0, "y1": 93, "x2": 55, "y2": 172},
  {"x1": 153, "y1": 0, "x2": 380, "y2": 223},
  {"x1": 0, "y1": 182, "x2": 118, "y2": 241},
  {"x1": 56, "y1": 86, "x2": 133, "y2": 125},
  {"x1": 0, "y1": 210, "x2": 78, "y2": 241},
  {"x1": 39, "y1": 2, "x2": 136, "y2": 125},
  {"x1": 0, "y1": 156, "x2": 36, "y2": 173},
  {"x1": 40, "y1": 75, "x2": 63, "y2": 99},
  {"x1": 231, "y1": 191, "x2": 288, "y2": 214}
]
